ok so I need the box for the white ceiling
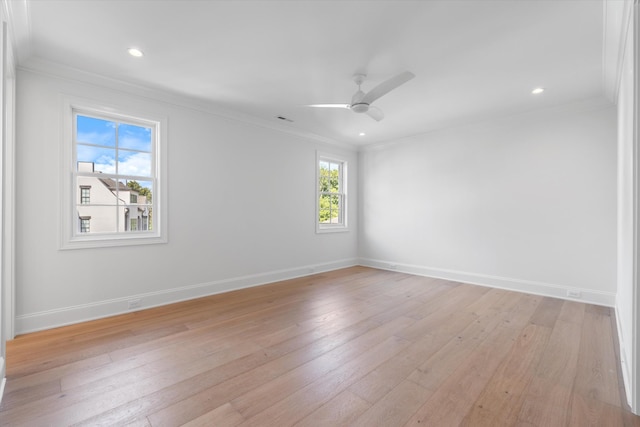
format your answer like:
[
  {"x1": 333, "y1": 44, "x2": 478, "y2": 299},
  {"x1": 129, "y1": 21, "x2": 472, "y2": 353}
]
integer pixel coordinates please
[{"x1": 10, "y1": 0, "x2": 614, "y2": 146}]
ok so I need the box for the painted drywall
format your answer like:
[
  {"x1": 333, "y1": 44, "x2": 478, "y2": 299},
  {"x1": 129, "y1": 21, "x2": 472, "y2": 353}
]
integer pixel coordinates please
[
  {"x1": 359, "y1": 100, "x2": 617, "y2": 305},
  {"x1": 14, "y1": 68, "x2": 358, "y2": 333},
  {"x1": 616, "y1": 1, "x2": 637, "y2": 411}
]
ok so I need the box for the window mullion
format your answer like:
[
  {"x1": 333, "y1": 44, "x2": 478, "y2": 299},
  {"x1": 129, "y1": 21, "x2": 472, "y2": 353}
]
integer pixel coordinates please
[{"x1": 115, "y1": 122, "x2": 120, "y2": 232}]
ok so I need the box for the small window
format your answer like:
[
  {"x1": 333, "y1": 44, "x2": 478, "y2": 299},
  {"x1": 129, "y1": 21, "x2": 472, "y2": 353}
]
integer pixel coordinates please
[
  {"x1": 317, "y1": 152, "x2": 347, "y2": 233},
  {"x1": 130, "y1": 194, "x2": 138, "y2": 204},
  {"x1": 79, "y1": 217, "x2": 91, "y2": 233},
  {"x1": 80, "y1": 186, "x2": 91, "y2": 204}
]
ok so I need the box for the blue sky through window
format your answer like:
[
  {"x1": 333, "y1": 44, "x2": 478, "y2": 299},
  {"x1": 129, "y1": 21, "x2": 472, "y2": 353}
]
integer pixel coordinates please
[{"x1": 77, "y1": 114, "x2": 152, "y2": 180}]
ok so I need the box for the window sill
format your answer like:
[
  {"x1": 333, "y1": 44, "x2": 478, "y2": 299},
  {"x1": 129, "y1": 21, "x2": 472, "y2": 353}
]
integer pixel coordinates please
[
  {"x1": 316, "y1": 226, "x2": 349, "y2": 234},
  {"x1": 60, "y1": 234, "x2": 167, "y2": 250}
]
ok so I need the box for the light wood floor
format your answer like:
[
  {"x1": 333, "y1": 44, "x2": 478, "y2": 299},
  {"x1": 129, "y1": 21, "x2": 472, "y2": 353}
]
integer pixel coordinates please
[{"x1": 1, "y1": 266, "x2": 639, "y2": 426}]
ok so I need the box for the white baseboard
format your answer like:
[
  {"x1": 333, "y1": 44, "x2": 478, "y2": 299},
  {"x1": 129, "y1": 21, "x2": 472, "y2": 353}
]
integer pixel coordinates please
[
  {"x1": 14, "y1": 257, "x2": 616, "y2": 335},
  {"x1": 358, "y1": 258, "x2": 616, "y2": 307},
  {"x1": 0, "y1": 356, "x2": 5, "y2": 405},
  {"x1": 614, "y1": 304, "x2": 633, "y2": 409},
  {"x1": 14, "y1": 258, "x2": 358, "y2": 335}
]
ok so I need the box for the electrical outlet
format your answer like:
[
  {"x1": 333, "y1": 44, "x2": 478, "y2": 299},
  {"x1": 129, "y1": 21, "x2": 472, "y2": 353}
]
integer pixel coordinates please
[
  {"x1": 566, "y1": 290, "x2": 582, "y2": 299},
  {"x1": 128, "y1": 299, "x2": 142, "y2": 310}
]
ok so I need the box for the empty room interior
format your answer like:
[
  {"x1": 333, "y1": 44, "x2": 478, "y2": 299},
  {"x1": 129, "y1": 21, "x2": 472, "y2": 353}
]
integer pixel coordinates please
[{"x1": 0, "y1": 0, "x2": 639, "y2": 425}]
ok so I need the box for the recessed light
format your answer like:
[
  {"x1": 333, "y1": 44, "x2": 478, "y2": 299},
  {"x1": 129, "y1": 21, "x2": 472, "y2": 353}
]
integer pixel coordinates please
[
  {"x1": 359, "y1": 132, "x2": 366, "y2": 136},
  {"x1": 127, "y1": 48, "x2": 144, "y2": 57},
  {"x1": 531, "y1": 87, "x2": 545, "y2": 95}
]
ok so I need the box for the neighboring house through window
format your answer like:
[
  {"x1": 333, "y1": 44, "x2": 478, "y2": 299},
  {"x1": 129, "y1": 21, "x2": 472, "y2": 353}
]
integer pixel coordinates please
[{"x1": 317, "y1": 152, "x2": 348, "y2": 233}]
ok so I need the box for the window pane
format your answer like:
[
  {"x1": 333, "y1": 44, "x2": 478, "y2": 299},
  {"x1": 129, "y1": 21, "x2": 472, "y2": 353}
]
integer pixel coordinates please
[
  {"x1": 122, "y1": 179, "x2": 153, "y2": 205},
  {"x1": 118, "y1": 151, "x2": 152, "y2": 177},
  {"x1": 118, "y1": 123, "x2": 152, "y2": 152},
  {"x1": 329, "y1": 168, "x2": 340, "y2": 192},
  {"x1": 331, "y1": 195, "x2": 341, "y2": 210},
  {"x1": 126, "y1": 205, "x2": 152, "y2": 232},
  {"x1": 147, "y1": 207, "x2": 153, "y2": 231},
  {"x1": 319, "y1": 169, "x2": 329, "y2": 192},
  {"x1": 319, "y1": 209, "x2": 331, "y2": 223},
  {"x1": 120, "y1": 178, "x2": 153, "y2": 232},
  {"x1": 331, "y1": 195, "x2": 342, "y2": 223},
  {"x1": 77, "y1": 115, "x2": 116, "y2": 147},
  {"x1": 76, "y1": 206, "x2": 119, "y2": 233}
]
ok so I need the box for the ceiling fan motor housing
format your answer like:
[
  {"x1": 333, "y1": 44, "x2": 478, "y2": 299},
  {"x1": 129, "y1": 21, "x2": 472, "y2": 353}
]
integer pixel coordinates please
[{"x1": 351, "y1": 103, "x2": 369, "y2": 113}]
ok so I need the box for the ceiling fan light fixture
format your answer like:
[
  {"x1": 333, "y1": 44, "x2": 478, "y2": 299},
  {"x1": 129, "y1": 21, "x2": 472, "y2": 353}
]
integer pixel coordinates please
[{"x1": 351, "y1": 103, "x2": 369, "y2": 113}]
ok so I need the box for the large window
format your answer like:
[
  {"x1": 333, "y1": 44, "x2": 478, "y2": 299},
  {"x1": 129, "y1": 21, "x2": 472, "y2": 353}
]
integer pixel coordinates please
[
  {"x1": 317, "y1": 153, "x2": 347, "y2": 233},
  {"x1": 62, "y1": 101, "x2": 166, "y2": 249}
]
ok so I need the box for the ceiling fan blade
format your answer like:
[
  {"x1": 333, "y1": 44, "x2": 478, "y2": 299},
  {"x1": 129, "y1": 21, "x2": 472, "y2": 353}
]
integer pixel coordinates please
[
  {"x1": 307, "y1": 104, "x2": 351, "y2": 109},
  {"x1": 361, "y1": 71, "x2": 415, "y2": 105},
  {"x1": 366, "y1": 106, "x2": 384, "y2": 121}
]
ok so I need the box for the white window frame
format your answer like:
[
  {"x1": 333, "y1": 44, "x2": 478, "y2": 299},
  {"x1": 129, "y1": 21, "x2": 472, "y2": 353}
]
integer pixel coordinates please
[
  {"x1": 60, "y1": 98, "x2": 168, "y2": 249},
  {"x1": 316, "y1": 151, "x2": 348, "y2": 233}
]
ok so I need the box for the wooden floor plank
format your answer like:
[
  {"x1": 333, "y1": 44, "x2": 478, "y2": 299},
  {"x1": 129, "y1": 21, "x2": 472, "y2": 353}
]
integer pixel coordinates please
[
  {"x1": 236, "y1": 335, "x2": 412, "y2": 427},
  {"x1": 294, "y1": 390, "x2": 371, "y2": 427},
  {"x1": 229, "y1": 317, "x2": 416, "y2": 421},
  {"x1": 404, "y1": 322, "x2": 522, "y2": 426},
  {"x1": 141, "y1": 309, "x2": 420, "y2": 426},
  {"x1": 573, "y1": 307, "x2": 621, "y2": 407},
  {"x1": 569, "y1": 393, "x2": 624, "y2": 427},
  {"x1": 407, "y1": 292, "x2": 529, "y2": 392},
  {"x1": 517, "y1": 301, "x2": 586, "y2": 426},
  {"x1": 180, "y1": 403, "x2": 246, "y2": 427},
  {"x1": 349, "y1": 380, "x2": 432, "y2": 427},
  {"x1": 348, "y1": 330, "x2": 462, "y2": 404},
  {"x1": 460, "y1": 323, "x2": 552, "y2": 426},
  {"x1": 0, "y1": 267, "x2": 637, "y2": 426}
]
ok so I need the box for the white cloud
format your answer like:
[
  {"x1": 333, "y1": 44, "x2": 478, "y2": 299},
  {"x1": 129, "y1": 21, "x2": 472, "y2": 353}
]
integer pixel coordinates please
[{"x1": 95, "y1": 152, "x2": 151, "y2": 177}]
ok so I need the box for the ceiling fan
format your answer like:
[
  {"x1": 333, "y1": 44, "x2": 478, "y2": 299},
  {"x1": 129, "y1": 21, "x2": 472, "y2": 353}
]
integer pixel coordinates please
[{"x1": 308, "y1": 71, "x2": 415, "y2": 121}]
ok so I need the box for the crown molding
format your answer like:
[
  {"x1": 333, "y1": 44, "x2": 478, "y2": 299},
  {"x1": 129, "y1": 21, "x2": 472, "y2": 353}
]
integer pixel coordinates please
[
  {"x1": 18, "y1": 57, "x2": 358, "y2": 152},
  {"x1": 1, "y1": 0, "x2": 30, "y2": 71}
]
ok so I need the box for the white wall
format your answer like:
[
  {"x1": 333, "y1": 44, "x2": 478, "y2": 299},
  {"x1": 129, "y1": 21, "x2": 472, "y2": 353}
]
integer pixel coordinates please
[
  {"x1": 359, "y1": 100, "x2": 617, "y2": 305},
  {"x1": 14, "y1": 68, "x2": 358, "y2": 334}
]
